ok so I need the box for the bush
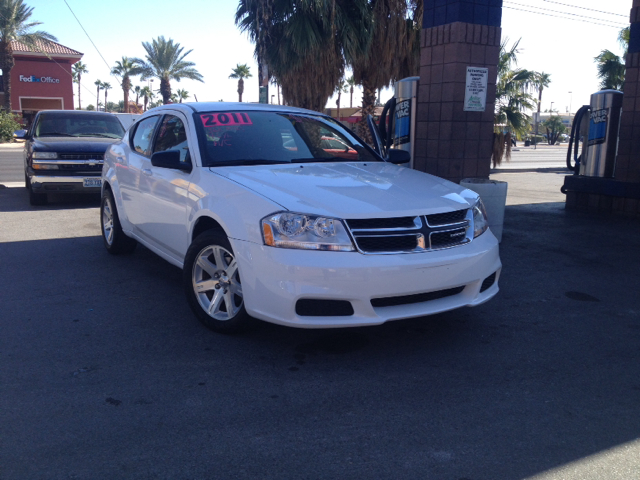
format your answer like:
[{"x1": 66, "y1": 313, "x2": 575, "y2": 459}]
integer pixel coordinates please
[{"x1": 0, "y1": 111, "x2": 22, "y2": 143}]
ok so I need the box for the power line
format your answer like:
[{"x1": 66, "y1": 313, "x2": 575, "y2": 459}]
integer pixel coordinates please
[
  {"x1": 542, "y1": 0, "x2": 628, "y2": 18},
  {"x1": 62, "y1": 0, "x2": 123, "y2": 89},
  {"x1": 503, "y1": 5, "x2": 628, "y2": 29},
  {"x1": 504, "y1": 1, "x2": 628, "y2": 27}
]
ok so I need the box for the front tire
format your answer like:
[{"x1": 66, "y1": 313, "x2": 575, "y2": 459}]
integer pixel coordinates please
[
  {"x1": 183, "y1": 231, "x2": 252, "y2": 333},
  {"x1": 26, "y1": 175, "x2": 47, "y2": 206},
  {"x1": 101, "y1": 188, "x2": 137, "y2": 254}
]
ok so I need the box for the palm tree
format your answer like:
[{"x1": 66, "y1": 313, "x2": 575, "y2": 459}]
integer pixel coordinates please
[
  {"x1": 134, "y1": 36, "x2": 203, "y2": 104},
  {"x1": 229, "y1": 64, "x2": 252, "y2": 102},
  {"x1": 94, "y1": 79, "x2": 103, "y2": 111},
  {"x1": 595, "y1": 50, "x2": 625, "y2": 91},
  {"x1": 235, "y1": 0, "x2": 372, "y2": 112},
  {"x1": 346, "y1": 75, "x2": 357, "y2": 108},
  {"x1": 0, "y1": 0, "x2": 57, "y2": 112},
  {"x1": 349, "y1": 0, "x2": 413, "y2": 139},
  {"x1": 102, "y1": 82, "x2": 111, "y2": 111},
  {"x1": 111, "y1": 57, "x2": 144, "y2": 113},
  {"x1": 176, "y1": 88, "x2": 189, "y2": 103},
  {"x1": 335, "y1": 79, "x2": 348, "y2": 121},
  {"x1": 72, "y1": 61, "x2": 88, "y2": 109},
  {"x1": 132, "y1": 85, "x2": 141, "y2": 107},
  {"x1": 140, "y1": 85, "x2": 153, "y2": 111},
  {"x1": 532, "y1": 71, "x2": 551, "y2": 145},
  {"x1": 493, "y1": 38, "x2": 537, "y2": 166}
]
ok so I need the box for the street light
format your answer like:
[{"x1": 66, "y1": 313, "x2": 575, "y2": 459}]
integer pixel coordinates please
[{"x1": 550, "y1": 101, "x2": 554, "y2": 114}]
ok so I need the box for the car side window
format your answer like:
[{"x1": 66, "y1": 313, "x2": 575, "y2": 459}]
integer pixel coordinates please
[
  {"x1": 153, "y1": 115, "x2": 190, "y2": 163},
  {"x1": 131, "y1": 116, "x2": 160, "y2": 157}
]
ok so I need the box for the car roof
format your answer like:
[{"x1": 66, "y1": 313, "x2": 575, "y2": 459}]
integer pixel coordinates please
[
  {"x1": 146, "y1": 102, "x2": 322, "y2": 116},
  {"x1": 37, "y1": 110, "x2": 119, "y2": 116}
]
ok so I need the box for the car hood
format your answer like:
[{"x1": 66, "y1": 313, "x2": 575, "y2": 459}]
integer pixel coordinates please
[
  {"x1": 32, "y1": 136, "x2": 121, "y2": 152},
  {"x1": 211, "y1": 162, "x2": 476, "y2": 218}
]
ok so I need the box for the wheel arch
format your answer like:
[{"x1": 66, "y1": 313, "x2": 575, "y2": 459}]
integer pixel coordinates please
[{"x1": 191, "y1": 215, "x2": 228, "y2": 243}]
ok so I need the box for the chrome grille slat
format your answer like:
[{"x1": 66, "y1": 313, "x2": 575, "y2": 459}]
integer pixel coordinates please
[{"x1": 346, "y1": 209, "x2": 470, "y2": 254}]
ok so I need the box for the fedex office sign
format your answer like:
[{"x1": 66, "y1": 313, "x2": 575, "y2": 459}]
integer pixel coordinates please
[{"x1": 19, "y1": 75, "x2": 60, "y2": 84}]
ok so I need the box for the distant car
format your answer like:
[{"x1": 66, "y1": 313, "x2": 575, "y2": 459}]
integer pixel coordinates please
[
  {"x1": 112, "y1": 113, "x2": 142, "y2": 129},
  {"x1": 100, "y1": 102, "x2": 501, "y2": 333},
  {"x1": 17, "y1": 110, "x2": 125, "y2": 205}
]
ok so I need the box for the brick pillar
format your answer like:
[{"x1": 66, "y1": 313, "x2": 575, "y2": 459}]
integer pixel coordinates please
[
  {"x1": 564, "y1": 0, "x2": 640, "y2": 217},
  {"x1": 616, "y1": 0, "x2": 640, "y2": 185},
  {"x1": 414, "y1": 1, "x2": 502, "y2": 184}
]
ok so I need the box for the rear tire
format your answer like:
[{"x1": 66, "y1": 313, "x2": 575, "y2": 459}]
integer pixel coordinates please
[
  {"x1": 26, "y1": 175, "x2": 47, "y2": 206},
  {"x1": 101, "y1": 188, "x2": 137, "y2": 254},
  {"x1": 183, "y1": 230, "x2": 253, "y2": 333}
]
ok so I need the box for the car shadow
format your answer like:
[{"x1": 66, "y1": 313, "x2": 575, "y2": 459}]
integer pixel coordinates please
[{"x1": 0, "y1": 186, "x2": 100, "y2": 212}]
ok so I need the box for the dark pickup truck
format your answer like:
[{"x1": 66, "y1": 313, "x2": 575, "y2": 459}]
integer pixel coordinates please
[{"x1": 18, "y1": 110, "x2": 125, "y2": 205}]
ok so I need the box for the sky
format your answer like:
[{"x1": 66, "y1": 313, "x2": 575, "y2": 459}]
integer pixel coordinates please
[{"x1": 26, "y1": 0, "x2": 632, "y2": 114}]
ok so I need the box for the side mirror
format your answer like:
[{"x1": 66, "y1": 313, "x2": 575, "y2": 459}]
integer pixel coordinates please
[
  {"x1": 386, "y1": 149, "x2": 411, "y2": 164},
  {"x1": 14, "y1": 129, "x2": 27, "y2": 139},
  {"x1": 150, "y1": 150, "x2": 192, "y2": 172}
]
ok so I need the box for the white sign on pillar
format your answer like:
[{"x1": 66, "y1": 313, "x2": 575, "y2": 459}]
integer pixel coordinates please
[{"x1": 463, "y1": 67, "x2": 488, "y2": 112}]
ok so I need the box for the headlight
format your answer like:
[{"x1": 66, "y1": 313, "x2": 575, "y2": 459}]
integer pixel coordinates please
[
  {"x1": 33, "y1": 152, "x2": 58, "y2": 159},
  {"x1": 32, "y1": 164, "x2": 59, "y2": 170},
  {"x1": 472, "y1": 198, "x2": 489, "y2": 238},
  {"x1": 261, "y1": 212, "x2": 355, "y2": 251}
]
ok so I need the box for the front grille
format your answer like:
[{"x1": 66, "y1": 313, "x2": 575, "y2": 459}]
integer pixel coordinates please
[
  {"x1": 356, "y1": 235, "x2": 419, "y2": 252},
  {"x1": 347, "y1": 217, "x2": 418, "y2": 230},
  {"x1": 480, "y1": 272, "x2": 497, "y2": 292},
  {"x1": 59, "y1": 153, "x2": 104, "y2": 161},
  {"x1": 346, "y1": 209, "x2": 470, "y2": 254},
  {"x1": 57, "y1": 164, "x2": 103, "y2": 172},
  {"x1": 295, "y1": 299, "x2": 354, "y2": 317},
  {"x1": 371, "y1": 286, "x2": 465, "y2": 308},
  {"x1": 426, "y1": 209, "x2": 467, "y2": 226}
]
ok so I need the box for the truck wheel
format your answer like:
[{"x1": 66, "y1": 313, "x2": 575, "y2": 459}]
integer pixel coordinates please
[
  {"x1": 183, "y1": 231, "x2": 253, "y2": 333},
  {"x1": 101, "y1": 189, "x2": 137, "y2": 254},
  {"x1": 26, "y1": 175, "x2": 47, "y2": 206}
]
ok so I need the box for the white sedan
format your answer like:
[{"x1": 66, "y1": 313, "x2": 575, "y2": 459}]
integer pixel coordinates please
[{"x1": 101, "y1": 102, "x2": 501, "y2": 333}]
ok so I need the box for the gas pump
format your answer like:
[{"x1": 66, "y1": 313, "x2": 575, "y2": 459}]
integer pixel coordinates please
[
  {"x1": 375, "y1": 76, "x2": 420, "y2": 167},
  {"x1": 566, "y1": 90, "x2": 623, "y2": 177}
]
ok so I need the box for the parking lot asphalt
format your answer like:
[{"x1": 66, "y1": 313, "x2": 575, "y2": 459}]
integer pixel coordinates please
[{"x1": 1, "y1": 144, "x2": 640, "y2": 479}]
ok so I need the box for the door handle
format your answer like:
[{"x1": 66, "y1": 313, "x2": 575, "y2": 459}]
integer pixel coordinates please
[{"x1": 142, "y1": 169, "x2": 152, "y2": 176}]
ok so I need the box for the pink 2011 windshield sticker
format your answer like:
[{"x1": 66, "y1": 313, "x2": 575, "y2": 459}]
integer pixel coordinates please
[{"x1": 200, "y1": 113, "x2": 252, "y2": 127}]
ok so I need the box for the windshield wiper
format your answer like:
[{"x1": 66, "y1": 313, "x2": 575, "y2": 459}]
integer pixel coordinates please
[
  {"x1": 74, "y1": 133, "x2": 122, "y2": 138},
  {"x1": 293, "y1": 157, "x2": 344, "y2": 163},
  {"x1": 37, "y1": 132, "x2": 75, "y2": 137},
  {"x1": 210, "y1": 159, "x2": 290, "y2": 167}
]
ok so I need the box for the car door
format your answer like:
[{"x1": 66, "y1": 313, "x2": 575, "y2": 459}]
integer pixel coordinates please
[
  {"x1": 119, "y1": 115, "x2": 161, "y2": 228},
  {"x1": 136, "y1": 113, "x2": 193, "y2": 261}
]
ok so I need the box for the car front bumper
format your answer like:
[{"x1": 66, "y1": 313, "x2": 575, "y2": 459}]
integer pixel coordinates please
[
  {"x1": 232, "y1": 230, "x2": 501, "y2": 328},
  {"x1": 28, "y1": 174, "x2": 102, "y2": 193}
]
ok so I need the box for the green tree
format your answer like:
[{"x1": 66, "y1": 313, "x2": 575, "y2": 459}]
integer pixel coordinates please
[
  {"x1": 542, "y1": 115, "x2": 566, "y2": 145},
  {"x1": 85, "y1": 104, "x2": 95, "y2": 111},
  {"x1": 594, "y1": 26, "x2": 629, "y2": 92},
  {"x1": 140, "y1": 85, "x2": 153, "y2": 112},
  {"x1": 0, "y1": 110, "x2": 20, "y2": 141},
  {"x1": 134, "y1": 36, "x2": 203, "y2": 104},
  {"x1": 235, "y1": 0, "x2": 372, "y2": 112},
  {"x1": 72, "y1": 61, "x2": 88, "y2": 109},
  {"x1": 346, "y1": 75, "x2": 357, "y2": 108},
  {"x1": 0, "y1": 0, "x2": 57, "y2": 112},
  {"x1": 94, "y1": 79, "x2": 103, "y2": 110},
  {"x1": 532, "y1": 71, "x2": 551, "y2": 145},
  {"x1": 102, "y1": 82, "x2": 111, "y2": 111},
  {"x1": 111, "y1": 57, "x2": 144, "y2": 113},
  {"x1": 493, "y1": 38, "x2": 536, "y2": 166},
  {"x1": 229, "y1": 63, "x2": 252, "y2": 102},
  {"x1": 176, "y1": 88, "x2": 189, "y2": 103},
  {"x1": 335, "y1": 78, "x2": 348, "y2": 120}
]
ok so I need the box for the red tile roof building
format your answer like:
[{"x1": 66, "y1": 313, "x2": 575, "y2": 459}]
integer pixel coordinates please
[{"x1": 0, "y1": 40, "x2": 83, "y2": 124}]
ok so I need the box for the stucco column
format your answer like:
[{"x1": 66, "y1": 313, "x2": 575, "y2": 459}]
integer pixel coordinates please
[{"x1": 413, "y1": 0, "x2": 503, "y2": 184}]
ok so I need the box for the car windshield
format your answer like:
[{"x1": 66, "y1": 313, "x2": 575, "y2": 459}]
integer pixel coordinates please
[
  {"x1": 34, "y1": 112, "x2": 125, "y2": 139},
  {"x1": 195, "y1": 110, "x2": 379, "y2": 167}
]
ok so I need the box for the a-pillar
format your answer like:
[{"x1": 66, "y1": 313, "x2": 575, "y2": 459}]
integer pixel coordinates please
[
  {"x1": 564, "y1": 0, "x2": 640, "y2": 217},
  {"x1": 414, "y1": 0, "x2": 503, "y2": 183}
]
